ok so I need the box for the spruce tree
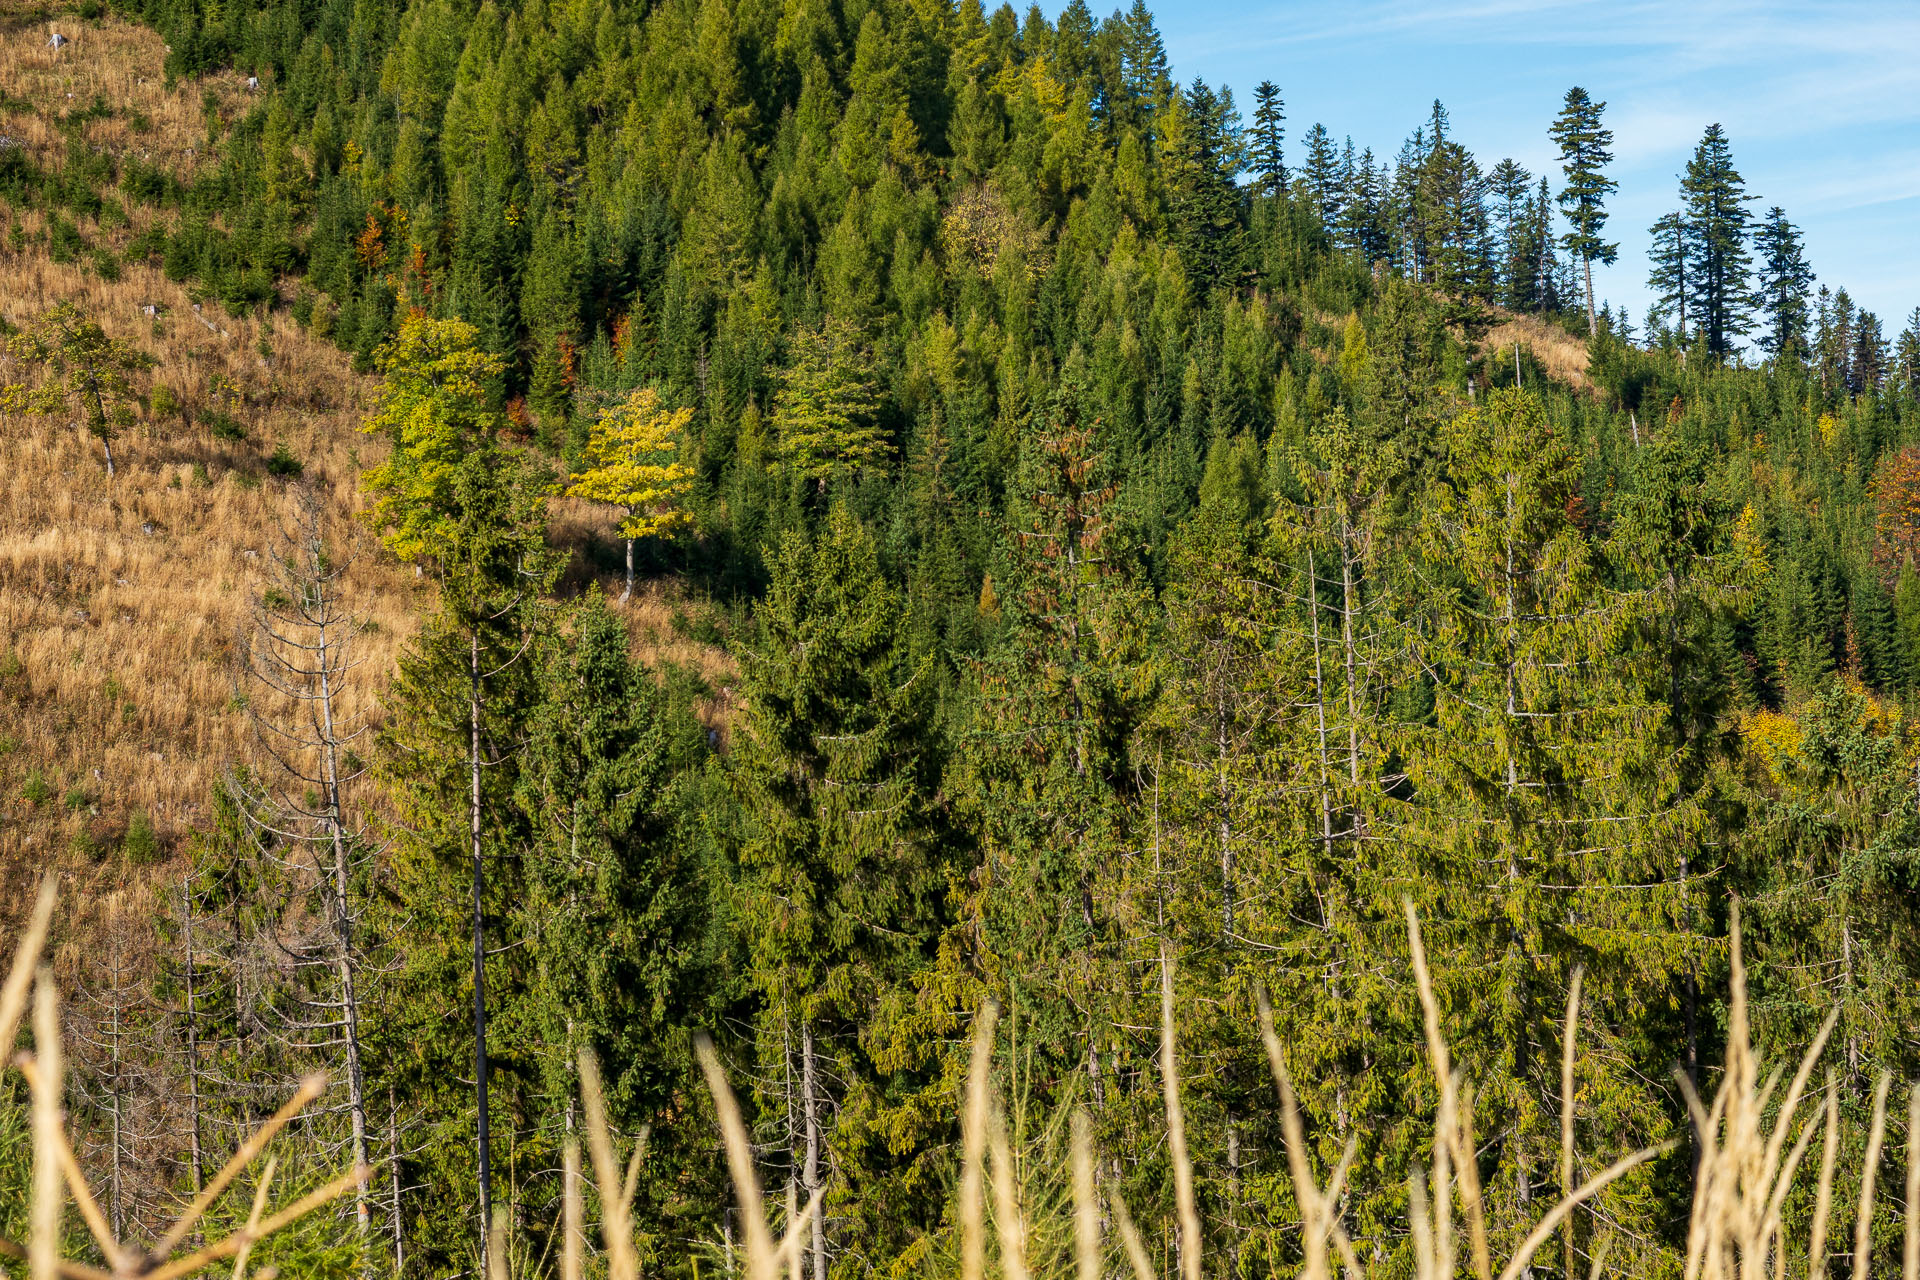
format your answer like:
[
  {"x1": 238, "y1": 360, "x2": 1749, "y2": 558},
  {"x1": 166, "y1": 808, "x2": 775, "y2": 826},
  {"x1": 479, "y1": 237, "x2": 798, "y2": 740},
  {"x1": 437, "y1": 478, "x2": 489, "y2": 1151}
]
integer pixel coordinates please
[
  {"x1": 1679, "y1": 124, "x2": 1754, "y2": 359},
  {"x1": 1646, "y1": 211, "x2": 1689, "y2": 341},
  {"x1": 516, "y1": 590, "x2": 718, "y2": 1246},
  {"x1": 731, "y1": 506, "x2": 948, "y2": 1278},
  {"x1": 1249, "y1": 80, "x2": 1285, "y2": 197},
  {"x1": 1896, "y1": 308, "x2": 1920, "y2": 399},
  {"x1": 1164, "y1": 78, "x2": 1247, "y2": 294},
  {"x1": 1407, "y1": 388, "x2": 1681, "y2": 1237},
  {"x1": 1753, "y1": 207, "x2": 1814, "y2": 362},
  {"x1": 362, "y1": 316, "x2": 560, "y2": 1270},
  {"x1": 1850, "y1": 307, "x2": 1887, "y2": 396},
  {"x1": 773, "y1": 317, "x2": 888, "y2": 490},
  {"x1": 1300, "y1": 123, "x2": 1343, "y2": 234},
  {"x1": 1488, "y1": 157, "x2": 1533, "y2": 310},
  {"x1": 1547, "y1": 87, "x2": 1618, "y2": 336}
]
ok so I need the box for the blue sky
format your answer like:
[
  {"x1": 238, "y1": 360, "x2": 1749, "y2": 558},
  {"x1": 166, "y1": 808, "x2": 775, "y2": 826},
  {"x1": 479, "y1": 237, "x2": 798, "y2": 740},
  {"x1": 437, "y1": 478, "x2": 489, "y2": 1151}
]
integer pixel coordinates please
[{"x1": 1078, "y1": 0, "x2": 1920, "y2": 338}]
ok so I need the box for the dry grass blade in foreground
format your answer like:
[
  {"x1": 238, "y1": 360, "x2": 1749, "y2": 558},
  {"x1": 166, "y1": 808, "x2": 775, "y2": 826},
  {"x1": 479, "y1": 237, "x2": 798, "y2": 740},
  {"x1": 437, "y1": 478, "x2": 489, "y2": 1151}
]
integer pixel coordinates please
[
  {"x1": 0, "y1": 876, "x2": 371, "y2": 1280},
  {"x1": 661, "y1": 896, "x2": 1887, "y2": 1280}
]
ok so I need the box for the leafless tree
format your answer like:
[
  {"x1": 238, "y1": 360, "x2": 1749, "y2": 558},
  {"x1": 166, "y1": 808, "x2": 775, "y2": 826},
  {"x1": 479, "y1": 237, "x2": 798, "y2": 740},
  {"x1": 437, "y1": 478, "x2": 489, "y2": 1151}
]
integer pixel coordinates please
[{"x1": 231, "y1": 482, "x2": 387, "y2": 1241}]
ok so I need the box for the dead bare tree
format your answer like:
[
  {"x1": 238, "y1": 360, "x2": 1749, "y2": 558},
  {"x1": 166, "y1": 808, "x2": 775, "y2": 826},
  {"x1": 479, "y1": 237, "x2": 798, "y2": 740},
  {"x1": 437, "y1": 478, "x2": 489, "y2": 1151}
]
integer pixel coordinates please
[{"x1": 231, "y1": 482, "x2": 386, "y2": 1243}]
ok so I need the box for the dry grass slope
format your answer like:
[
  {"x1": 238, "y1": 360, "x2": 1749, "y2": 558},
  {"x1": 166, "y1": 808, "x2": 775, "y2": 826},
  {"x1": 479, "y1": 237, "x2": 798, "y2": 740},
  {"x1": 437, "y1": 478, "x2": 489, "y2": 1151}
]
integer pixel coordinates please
[
  {"x1": 1482, "y1": 310, "x2": 1595, "y2": 394},
  {"x1": 0, "y1": 0, "x2": 252, "y2": 181}
]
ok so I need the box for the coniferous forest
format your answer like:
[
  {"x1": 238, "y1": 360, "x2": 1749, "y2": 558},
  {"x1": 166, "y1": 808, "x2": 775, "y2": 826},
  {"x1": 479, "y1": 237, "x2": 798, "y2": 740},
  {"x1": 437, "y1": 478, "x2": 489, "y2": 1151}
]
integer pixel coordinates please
[{"x1": 4, "y1": 1, "x2": 1920, "y2": 1279}]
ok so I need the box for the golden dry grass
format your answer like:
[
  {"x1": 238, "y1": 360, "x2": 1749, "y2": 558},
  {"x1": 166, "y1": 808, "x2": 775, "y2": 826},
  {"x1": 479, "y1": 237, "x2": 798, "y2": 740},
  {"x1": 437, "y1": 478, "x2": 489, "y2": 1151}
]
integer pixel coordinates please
[
  {"x1": 0, "y1": 202, "x2": 425, "y2": 947},
  {"x1": 1482, "y1": 310, "x2": 1595, "y2": 394},
  {"x1": 0, "y1": 0, "x2": 252, "y2": 182}
]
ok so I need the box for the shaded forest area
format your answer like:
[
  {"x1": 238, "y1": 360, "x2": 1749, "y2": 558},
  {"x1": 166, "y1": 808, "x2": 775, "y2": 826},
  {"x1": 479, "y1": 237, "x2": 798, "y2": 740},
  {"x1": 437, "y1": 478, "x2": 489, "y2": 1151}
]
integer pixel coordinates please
[{"x1": 5, "y1": 0, "x2": 1920, "y2": 1277}]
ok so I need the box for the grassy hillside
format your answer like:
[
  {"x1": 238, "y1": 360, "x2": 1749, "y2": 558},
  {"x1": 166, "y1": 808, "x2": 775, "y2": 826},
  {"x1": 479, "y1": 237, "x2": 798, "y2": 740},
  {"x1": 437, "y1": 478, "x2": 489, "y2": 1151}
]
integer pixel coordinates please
[{"x1": 0, "y1": 0, "x2": 735, "y2": 962}]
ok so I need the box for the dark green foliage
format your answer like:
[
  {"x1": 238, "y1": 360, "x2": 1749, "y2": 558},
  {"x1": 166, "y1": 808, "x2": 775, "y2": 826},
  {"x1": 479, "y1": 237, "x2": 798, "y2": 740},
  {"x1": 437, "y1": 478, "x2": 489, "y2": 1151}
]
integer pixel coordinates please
[
  {"x1": 1680, "y1": 124, "x2": 1754, "y2": 359},
  {"x1": 1248, "y1": 80, "x2": 1285, "y2": 196},
  {"x1": 37, "y1": 0, "x2": 1920, "y2": 1274},
  {"x1": 1547, "y1": 87, "x2": 1617, "y2": 331},
  {"x1": 1754, "y1": 206, "x2": 1814, "y2": 361}
]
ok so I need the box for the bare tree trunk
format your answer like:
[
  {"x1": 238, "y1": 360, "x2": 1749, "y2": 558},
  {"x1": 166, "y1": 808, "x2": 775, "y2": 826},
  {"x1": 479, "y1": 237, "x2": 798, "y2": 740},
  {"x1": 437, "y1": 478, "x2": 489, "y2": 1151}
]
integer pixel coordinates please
[
  {"x1": 1306, "y1": 550, "x2": 1336, "y2": 870},
  {"x1": 181, "y1": 876, "x2": 204, "y2": 1197},
  {"x1": 110, "y1": 931, "x2": 124, "y2": 1242},
  {"x1": 802, "y1": 1021, "x2": 826, "y2": 1280},
  {"x1": 1584, "y1": 256, "x2": 1597, "y2": 337},
  {"x1": 390, "y1": 1086, "x2": 406, "y2": 1280},
  {"x1": 622, "y1": 538, "x2": 634, "y2": 603},
  {"x1": 471, "y1": 629, "x2": 494, "y2": 1267},
  {"x1": 317, "y1": 629, "x2": 371, "y2": 1233},
  {"x1": 783, "y1": 1019, "x2": 801, "y2": 1277}
]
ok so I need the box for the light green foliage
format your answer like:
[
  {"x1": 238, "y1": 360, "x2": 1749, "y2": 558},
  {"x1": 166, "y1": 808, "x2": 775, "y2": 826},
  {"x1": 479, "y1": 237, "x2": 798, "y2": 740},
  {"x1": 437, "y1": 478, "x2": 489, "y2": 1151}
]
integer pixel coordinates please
[
  {"x1": 0, "y1": 302, "x2": 155, "y2": 475},
  {"x1": 772, "y1": 317, "x2": 888, "y2": 485},
  {"x1": 360, "y1": 316, "x2": 519, "y2": 566}
]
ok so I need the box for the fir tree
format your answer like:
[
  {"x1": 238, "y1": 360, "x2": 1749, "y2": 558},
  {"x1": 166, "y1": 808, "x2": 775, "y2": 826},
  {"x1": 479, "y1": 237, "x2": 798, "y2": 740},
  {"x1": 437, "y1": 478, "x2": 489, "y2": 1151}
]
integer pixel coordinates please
[
  {"x1": 1248, "y1": 80, "x2": 1285, "y2": 197},
  {"x1": 1547, "y1": 87, "x2": 1618, "y2": 336},
  {"x1": 1679, "y1": 124, "x2": 1754, "y2": 359},
  {"x1": 1752, "y1": 207, "x2": 1814, "y2": 362}
]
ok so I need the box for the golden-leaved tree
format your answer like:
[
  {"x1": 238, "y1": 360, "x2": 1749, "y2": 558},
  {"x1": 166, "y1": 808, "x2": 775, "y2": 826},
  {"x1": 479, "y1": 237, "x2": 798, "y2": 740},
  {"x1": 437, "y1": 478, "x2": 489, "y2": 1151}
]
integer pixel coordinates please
[{"x1": 567, "y1": 387, "x2": 695, "y2": 600}]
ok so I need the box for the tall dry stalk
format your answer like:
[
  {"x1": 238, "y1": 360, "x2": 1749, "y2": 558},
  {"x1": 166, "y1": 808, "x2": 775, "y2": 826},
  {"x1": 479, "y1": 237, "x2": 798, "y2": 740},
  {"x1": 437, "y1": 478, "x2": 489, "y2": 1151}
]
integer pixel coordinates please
[
  {"x1": 1562, "y1": 968, "x2": 1583, "y2": 1280},
  {"x1": 960, "y1": 1001, "x2": 999, "y2": 1280},
  {"x1": 1158, "y1": 949, "x2": 1200, "y2": 1280},
  {"x1": 1855, "y1": 1075, "x2": 1893, "y2": 1280}
]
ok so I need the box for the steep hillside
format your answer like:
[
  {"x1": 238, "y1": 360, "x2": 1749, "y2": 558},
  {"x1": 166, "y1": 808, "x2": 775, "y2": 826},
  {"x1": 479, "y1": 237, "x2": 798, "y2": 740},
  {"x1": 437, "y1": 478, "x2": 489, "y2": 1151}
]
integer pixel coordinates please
[{"x1": 0, "y1": 0, "x2": 737, "y2": 952}]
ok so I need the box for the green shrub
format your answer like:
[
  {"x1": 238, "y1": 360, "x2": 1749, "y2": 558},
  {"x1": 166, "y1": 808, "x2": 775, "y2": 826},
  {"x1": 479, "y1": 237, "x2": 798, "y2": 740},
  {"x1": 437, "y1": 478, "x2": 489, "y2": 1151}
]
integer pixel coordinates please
[
  {"x1": 62, "y1": 784, "x2": 92, "y2": 813},
  {"x1": 20, "y1": 770, "x2": 50, "y2": 807},
  {"x1": 122, "y1": 810, "x2": 160, "y2": 863},
  {"x1": 208, "y1": 411, "x2": 247, "y2": 442},
  {"x1": 266, "y1": 444, "x2": 303, "y2": 477}
]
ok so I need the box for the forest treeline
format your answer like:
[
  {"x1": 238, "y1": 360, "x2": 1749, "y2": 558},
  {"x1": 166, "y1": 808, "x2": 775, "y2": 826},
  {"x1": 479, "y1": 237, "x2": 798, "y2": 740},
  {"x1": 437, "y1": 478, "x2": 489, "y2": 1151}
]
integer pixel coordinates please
[{"x1": 7, "y1": 0, "x2": 1920, "y2": 1277}]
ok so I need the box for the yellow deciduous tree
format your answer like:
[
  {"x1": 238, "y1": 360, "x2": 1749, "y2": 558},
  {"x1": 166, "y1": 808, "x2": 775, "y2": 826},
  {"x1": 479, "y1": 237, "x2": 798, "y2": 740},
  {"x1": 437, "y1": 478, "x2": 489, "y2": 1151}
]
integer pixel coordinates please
[
  {"x1": 1, "y1": 302, "x2": 154, "y2": 477},
  {"x1": 567, "y1": 387, "x2": 695, "y2": 600}
]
